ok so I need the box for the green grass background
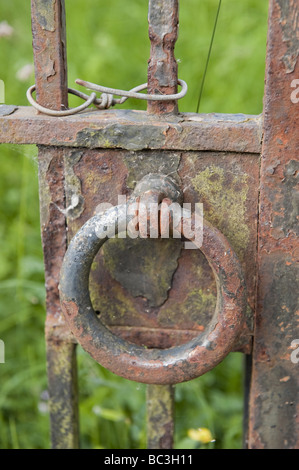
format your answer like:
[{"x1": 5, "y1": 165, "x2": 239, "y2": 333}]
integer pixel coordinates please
[{"x1": 0, "y1": 0, "x2": 268, "y2": 449}]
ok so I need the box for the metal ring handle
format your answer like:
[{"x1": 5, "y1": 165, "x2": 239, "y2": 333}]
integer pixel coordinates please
[{"x1": 59, "y1": 200, "x2": 247, "y2": 385}]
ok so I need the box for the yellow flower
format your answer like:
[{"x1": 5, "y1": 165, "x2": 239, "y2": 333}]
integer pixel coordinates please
[{"x1": 187, "y1": 427, "x2": 214, "y2": 444}]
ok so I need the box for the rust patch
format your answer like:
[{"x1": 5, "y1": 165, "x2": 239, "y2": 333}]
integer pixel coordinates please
[
  {"x1": 63, "y1": 148, "x2": 256, "y2": 354},
  {"x1": 248, "y1": 0, "x2": 299, "y2": 449},
  {"x1": 0, "y1": 108, "x2": 262, "y2": 154},
  {"x1": 62, "y1": 300, "x2": 79, "y2": 318},
  {"x1": 31, "y1": 0, "x2": 68, "y2": 110},
  {"x1": 147, "y1": 0, "x2": 179, "y2": 114},
  {"x1": 276, "y1": 0, "x2": 299, "y2": 73}
]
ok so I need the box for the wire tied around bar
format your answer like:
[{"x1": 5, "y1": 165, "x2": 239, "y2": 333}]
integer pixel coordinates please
[{"x1": 26, "y1": 79, "x2": 187, "y2": 116}]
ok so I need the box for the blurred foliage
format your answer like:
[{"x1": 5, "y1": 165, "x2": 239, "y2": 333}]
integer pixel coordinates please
[{"x1": 0, "y1": 0, "x2": 268, "y2": 449}]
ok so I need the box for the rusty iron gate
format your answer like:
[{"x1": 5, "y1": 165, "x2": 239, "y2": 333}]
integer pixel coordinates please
[{"x1": 0, "y1": 0, "x2": 298, "y2": 450}]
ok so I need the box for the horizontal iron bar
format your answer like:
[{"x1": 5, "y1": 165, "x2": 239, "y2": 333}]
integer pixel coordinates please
[
  {"x1": 109, "y1": 325, "x2": 253, "y2": 355},
  {"x1": 0, "y1": 107, "x2": 262, "y2": 153}
]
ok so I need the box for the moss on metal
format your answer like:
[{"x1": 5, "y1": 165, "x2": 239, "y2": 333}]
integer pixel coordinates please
[
  {"x1": 158, "y1": 287, "x2": 216, "y2": 329},
  {"x1": 191, "y1": 164, "x2": 250, "y2": 259},
  {"x1": 147, "y1": 384, "x2": 174, "y2": 449},
  {"x1": 47, "y1": 340, "x2": 79, "y2": 449},
  {"x1": 89, "y1": 273, "x2": 142, "y2": 325}
]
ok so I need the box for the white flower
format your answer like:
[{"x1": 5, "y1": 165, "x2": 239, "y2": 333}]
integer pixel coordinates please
[
  {"x1": 16, "y1": 64, "x2": 34, "y2": 82},
  {"x1": 0, "y1": 21, "x2": 14, "y2": 38}
]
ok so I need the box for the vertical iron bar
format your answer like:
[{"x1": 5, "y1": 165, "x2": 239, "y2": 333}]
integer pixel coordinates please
[
  {"x1": 147, "y1": 384, "x2": 175, "y2": 449},
  {"x1": 147, "y1": 0, "x2": 179, "y2": 114},
  {"x1": 31, "y1": 0, "x2": 79, "y2": 448},
  {"x1": 31, "y1": 0, "x2": 68, "y2": 110},
  {"x1": 146, "y1": 2, "x2": 178, "y2": 446},
  {"x1": 243, "y1": 353, "x2": 252, "y2": 449},
  {"x1": 248, "y1": 0, "x2": 299, "y2": 448},
  {"x1": 47, "y1": 339, "x2": 79, "y2": 449},
  {"x1": 38, "y1": 145, "x2": 80, "y2": 449}
]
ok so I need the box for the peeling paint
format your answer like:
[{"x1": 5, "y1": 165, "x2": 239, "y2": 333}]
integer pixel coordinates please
[
  {"x1": 103, "y1": 236, "x2": 182, "y2": 308},
  {"x1": 76, "y1": 125, "x2": 167, "y2": 151},
  {"x1": 38, "y1": 150, "x2": 53, "y2": 226},
  {"x1": 64, "y1": 150, "x2": 84, "y2": 220},
  {"x1": 35, "y1": 0, "x2": 56, "y2": 31}
]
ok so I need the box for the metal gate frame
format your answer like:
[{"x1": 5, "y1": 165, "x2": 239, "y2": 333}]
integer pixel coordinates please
[{"x1": 0, "y1": 0, "x2": 298, "y2": 449}]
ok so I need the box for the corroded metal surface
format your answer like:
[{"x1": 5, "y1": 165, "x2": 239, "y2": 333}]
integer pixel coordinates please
[
  {"x1": 31, "y1": 0, "x2": 68, "y2": 110},
  {"x1": 121, "y1": 174, "x2": 183, "y2": 306},
  {"x1": 47, "y1": 339, "x2": 79, "y2": 449},
  {"x1": 32, "y1": 0, "x2": 73, "y2": 348},
  {"x1": 248, "y1": 0, "x2": 299, "y2": 449},
  {"x1": 0, "y1": 104, "x2": 17, "y2": 116},
  {"x1": 0, "y1": 108, "x2": 262, "y2": 154},
  {"x1": 147, "y1": 0, "x2": 179, "y2": 114},
  {"x1": 179, "y1": 151, "x2": 259, "y2": 329},
  {"x1": 59, "y1": 179, "x2": 247, "y2": 384},
  {"x1": 38, "y1": 146, "x2": 73, "y2": 343},
  {"x1": 63, "y1": 149, "x2": 258, "y2": 354},
  {"x1": 147, "y1": 385, "x2": 174, "y2": 449},
  {"x1": 31, "y1": 0, "x2": 79, "y2": 450},
  {"x1": 4, "y1": 0, "x2": 296, "y2": 449}
]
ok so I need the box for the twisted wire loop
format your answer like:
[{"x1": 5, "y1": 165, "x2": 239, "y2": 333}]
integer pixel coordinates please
[
  {"x1": 26, "y1": 79, "x2": 187, "y2": 117},
  {"x1": 26, "y1": 86, "x2": 97, "y2": 116}
]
